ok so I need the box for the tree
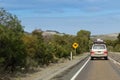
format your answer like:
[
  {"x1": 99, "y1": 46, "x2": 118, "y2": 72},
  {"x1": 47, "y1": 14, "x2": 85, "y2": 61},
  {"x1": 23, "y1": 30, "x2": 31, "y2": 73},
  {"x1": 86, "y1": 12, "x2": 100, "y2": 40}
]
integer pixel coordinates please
[
  {"x1": 117, "y1": 33, "x2": 120, "y2": 43},
  {"x1": 76, "y1": 30, "x2": 91, "y2": 54},
  {"x1": 113, "y1": 33, "x2": 120, "y2": 52},
  {"x1": 52, "y1": 34, "x2": 74, "y2": 58},
  {"x1": 0, "y1": 26, "x2": 26, "y2": 72},
  {"x1": 0, "y1": 8, "x2": 24, "y2": 32},
  {"x1": 114, "y1": 44, "x2": 120, "y2": 52},
  {"x1": 32, "y1": 30, "x2": 46, "y2": 65},
  {"x1": 22, "y1": 34, "x2": 38, "y2": 68},
  {"x1": 0, "y1": 8, "x2": 26, "y2": 72},
  {"x1": 105, "y1": 40, "x2": 114, "y2": 51}
]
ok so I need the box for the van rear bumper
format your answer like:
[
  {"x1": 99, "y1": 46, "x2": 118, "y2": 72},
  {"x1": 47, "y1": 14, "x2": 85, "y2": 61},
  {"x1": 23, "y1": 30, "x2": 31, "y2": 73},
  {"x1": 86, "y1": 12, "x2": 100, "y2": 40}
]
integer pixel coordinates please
[{"x1": 90, "y1": 54, "x2": 108, "y2": 58}]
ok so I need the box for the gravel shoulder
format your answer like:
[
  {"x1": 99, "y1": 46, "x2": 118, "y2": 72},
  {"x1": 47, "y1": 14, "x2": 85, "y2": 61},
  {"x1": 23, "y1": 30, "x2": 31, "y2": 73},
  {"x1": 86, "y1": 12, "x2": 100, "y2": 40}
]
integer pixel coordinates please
[
  {"x1": 14, "y1": 53, "x2": 89, "y2": 80},
  {"x1": 13, "y1": 52, "x2": 120, "y2": 80},
  {"x1": 109, "y1": 52, "x2": 120, "y2": 63}
]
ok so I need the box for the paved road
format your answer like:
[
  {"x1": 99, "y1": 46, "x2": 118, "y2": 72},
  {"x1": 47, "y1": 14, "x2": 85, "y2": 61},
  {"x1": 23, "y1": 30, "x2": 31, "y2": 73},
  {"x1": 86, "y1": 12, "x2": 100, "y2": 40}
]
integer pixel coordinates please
[
  {"x1": 52, "y1": 57, "x2": 120, "y2": 80},
  {"x1": 75, "y1": 58, "x2": 120, "y2": 80}
]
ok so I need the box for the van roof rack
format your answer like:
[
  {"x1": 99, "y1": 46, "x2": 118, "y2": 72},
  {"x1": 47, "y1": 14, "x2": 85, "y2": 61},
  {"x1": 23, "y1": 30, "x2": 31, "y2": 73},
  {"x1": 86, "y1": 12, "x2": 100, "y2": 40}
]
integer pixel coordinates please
[{"x1": 93, "y1": 39, "x2": 106, "y2": 44}]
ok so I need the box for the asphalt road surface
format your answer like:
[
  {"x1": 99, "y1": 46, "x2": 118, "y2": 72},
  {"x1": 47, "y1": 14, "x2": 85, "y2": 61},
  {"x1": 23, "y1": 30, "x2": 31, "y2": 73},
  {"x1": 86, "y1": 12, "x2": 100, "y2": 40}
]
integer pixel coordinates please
[
  {"x1": 52, "y1": 57, "x2": 120, "y2": 80},
  {"x1": 75, "y1": 58, "x2": 120, "y2": 80}
]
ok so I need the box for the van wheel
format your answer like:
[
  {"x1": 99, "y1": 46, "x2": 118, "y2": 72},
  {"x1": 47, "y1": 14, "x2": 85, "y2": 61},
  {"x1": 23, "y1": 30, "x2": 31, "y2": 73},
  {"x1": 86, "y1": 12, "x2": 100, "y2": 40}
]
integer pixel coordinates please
[
  {"x1": 105, "y1": 57, "x2": 108, "y2": 60},
  {"x1": 91, "y1": 57, "x2": 94, "y2": 60}
]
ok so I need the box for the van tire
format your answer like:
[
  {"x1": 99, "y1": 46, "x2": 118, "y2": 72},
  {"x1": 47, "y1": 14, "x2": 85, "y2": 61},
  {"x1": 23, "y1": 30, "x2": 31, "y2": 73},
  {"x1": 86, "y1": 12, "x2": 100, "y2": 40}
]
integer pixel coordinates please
[
  {"x1": 91, "y1": 57, "x2": 94, "y2": 60},
  {"x1": 105, "y1": 57, "x2": 108, "y2": 60}
]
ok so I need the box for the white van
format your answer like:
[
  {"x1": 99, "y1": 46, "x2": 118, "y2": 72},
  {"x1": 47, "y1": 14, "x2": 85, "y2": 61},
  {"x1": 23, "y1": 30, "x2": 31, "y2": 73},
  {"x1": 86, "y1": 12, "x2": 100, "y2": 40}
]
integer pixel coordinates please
[{"x1": 90, "y1": 39, "x2": 108, "y2": 60}]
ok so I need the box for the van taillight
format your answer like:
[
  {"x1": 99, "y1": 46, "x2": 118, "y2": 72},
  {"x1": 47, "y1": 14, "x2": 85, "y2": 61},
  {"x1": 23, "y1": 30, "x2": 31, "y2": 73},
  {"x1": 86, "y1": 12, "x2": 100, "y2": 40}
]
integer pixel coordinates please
[
  {"x1": 104, "y1": 51, "x2": 108, "y2": 54},
  {"x1": 91, "y1": 51, "x2": 94, "y2": 54}
]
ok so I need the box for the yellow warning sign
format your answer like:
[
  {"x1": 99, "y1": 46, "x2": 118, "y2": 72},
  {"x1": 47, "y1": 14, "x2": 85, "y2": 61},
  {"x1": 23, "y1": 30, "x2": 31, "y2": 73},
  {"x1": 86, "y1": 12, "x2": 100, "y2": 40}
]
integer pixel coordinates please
[{"x1": 72, "y1": 43, "x2": 79, "y2": 49}]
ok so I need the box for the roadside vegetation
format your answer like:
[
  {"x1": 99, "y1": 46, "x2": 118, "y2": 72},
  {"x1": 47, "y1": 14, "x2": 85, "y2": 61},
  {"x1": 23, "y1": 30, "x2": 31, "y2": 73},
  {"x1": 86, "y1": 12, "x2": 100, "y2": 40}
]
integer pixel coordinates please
[
  {"x1": 0, "y1": 8, "x2": 120, "y2": 79},
  {"x1": 105, "y1": 33, "x2": 120, "y2": 52},
  {"x1": 0, "y1": 8, "x2": 91, "y2": 74}
]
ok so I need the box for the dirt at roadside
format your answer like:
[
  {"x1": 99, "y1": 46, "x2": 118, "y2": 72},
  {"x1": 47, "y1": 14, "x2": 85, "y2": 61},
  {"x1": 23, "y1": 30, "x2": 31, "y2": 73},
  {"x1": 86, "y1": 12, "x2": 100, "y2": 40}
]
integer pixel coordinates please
[
  {"x1": 12, "y1": 53, "x2": 89, "y2": 80},
  {"x1": 109, "y1": 52, "x2": 120, "y2": 63}
]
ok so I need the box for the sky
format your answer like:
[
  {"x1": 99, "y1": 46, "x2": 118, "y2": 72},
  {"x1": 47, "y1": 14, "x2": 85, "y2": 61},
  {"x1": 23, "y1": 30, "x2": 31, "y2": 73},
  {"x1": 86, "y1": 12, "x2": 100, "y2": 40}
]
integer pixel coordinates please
[{"x1": 0, "y1": 0, "x2": 120, "y2": 35}]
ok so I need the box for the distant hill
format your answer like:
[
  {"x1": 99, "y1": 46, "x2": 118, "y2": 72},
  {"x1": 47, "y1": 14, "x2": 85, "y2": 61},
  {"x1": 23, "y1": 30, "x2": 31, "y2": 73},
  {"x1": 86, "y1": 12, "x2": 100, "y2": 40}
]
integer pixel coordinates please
[
  {"x1": 24, "y1": 30, "x2": 119, "y2": 40},
  {"x1": 42, "y1": 30, "x2": 65, "y2": 36},
  {"x1": 24, "y1": 29, "x2": 65, "y2": 36},
  {"x1": 91, "y1": 33, "x2": 119, "y2": 40}
]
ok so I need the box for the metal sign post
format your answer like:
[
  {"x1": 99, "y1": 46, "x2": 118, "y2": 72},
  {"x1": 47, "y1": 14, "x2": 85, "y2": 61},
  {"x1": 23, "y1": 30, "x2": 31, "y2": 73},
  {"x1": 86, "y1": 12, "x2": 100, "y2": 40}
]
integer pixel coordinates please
[{"x1": 70, "y1": 51, "x2": 72, "y2": 60}]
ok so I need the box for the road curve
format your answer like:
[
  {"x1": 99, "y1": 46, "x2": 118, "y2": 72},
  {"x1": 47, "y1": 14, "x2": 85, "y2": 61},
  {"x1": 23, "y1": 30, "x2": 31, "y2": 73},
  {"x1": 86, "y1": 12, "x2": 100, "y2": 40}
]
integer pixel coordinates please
[{"x1": 75, "y1": 58, "x2": 120, "y2": 80}]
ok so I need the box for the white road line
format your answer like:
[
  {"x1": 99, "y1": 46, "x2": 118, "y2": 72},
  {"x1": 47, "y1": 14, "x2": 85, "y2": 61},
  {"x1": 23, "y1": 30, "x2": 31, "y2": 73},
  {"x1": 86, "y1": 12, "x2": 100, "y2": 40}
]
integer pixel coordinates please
[
  {"x1": 109, "y1": 57, "x2": 120, "y2": 66},
  {"x1": 71, "y1": 57, "x2": 90, "y2": 80}
]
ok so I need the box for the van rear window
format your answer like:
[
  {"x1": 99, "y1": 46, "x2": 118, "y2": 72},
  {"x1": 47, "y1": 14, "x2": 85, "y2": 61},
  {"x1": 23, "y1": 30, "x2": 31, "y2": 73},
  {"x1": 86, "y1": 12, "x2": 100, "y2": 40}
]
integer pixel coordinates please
[{"x1": 93, "y1": 45, "x2": 105, "y2": 49}]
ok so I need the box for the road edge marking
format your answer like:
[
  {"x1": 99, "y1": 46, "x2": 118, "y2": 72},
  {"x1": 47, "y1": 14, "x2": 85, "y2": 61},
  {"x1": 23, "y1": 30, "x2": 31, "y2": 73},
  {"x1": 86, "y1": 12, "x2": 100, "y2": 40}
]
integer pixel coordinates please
[
  {"x1": 70, "y1": 57, "x2": 90, "y2": 80},
  {"x1": 109, "y1": 57, "x2": 120, "y2": 66}
]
